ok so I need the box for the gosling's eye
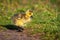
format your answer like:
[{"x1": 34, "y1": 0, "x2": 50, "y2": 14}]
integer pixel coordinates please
[{"x1": 29, "y1": 13, "x2": 31, "y2": 15}]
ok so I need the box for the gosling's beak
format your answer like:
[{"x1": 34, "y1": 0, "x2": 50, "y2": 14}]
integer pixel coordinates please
[{"x1": 30, "y1": 16, "x2": 33, "y2": 18}]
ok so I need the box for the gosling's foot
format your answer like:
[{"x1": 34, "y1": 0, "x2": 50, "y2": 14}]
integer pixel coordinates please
[
  {"x1": 17, "y1": 27, "x2": 24, "y2": 32},
  {"x1": 17, "y1": 29, "x2": 23, "y2": 32}
]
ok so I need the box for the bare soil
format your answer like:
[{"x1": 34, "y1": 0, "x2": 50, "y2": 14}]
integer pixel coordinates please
[{"x1": 0, "y1": 25, "x2": 41, "y2": 40}]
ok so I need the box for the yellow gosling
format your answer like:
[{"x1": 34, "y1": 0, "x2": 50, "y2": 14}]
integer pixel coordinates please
[{"x1": 11, "y1": 9, "x2": 33, "y2": 27}]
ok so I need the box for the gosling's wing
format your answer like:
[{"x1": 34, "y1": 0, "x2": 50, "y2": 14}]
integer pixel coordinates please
[
  {"x1": 11, "y1": 13, "x2": 19, "y2": 20},
  {"x1": 11, "y1": 13, "x2": 26, "y2": 20}
]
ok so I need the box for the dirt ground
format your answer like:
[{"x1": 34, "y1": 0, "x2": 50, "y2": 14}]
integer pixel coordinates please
[{"x1": 0, "y1": 28, "x2": 41, "y2": 40}]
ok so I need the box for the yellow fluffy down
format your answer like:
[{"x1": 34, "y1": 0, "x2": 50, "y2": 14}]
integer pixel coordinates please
[
  {"x1": 12, "y1": 9, "x2": 33, "y2": 27},
  {"x1": 14, "y1": 18, "x2": 31, "y2": 27}
]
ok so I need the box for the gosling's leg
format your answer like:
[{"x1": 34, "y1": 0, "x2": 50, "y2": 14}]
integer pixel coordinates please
[{"x1": 17, "y1": 26, "x2": 24, "y2": 32}]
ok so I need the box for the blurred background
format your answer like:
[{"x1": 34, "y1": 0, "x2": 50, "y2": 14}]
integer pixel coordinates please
[{"x1": 0, "y1": 0, "x2": 60, "y2": 40}]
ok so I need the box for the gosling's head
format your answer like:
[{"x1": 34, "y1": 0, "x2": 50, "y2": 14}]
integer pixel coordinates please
[{"x1": 25, "y1": 9, "x2": 33, "y2": 18}]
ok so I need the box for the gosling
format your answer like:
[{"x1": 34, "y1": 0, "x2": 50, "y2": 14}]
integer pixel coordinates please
[{"x1": 11, "y1": 9, "x2": 33, "y2": 31}]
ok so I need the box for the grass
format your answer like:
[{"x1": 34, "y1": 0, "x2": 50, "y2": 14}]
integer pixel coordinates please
[{"x1": 0, "y1": 0, "x2": 60, "y2": 40}]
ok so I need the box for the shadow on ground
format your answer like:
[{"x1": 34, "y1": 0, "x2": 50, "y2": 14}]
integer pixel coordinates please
[{"x1": 0, "y1": 25, "x2": 24, "y2": 32}]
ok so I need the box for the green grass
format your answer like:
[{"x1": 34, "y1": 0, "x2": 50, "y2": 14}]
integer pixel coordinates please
[{"x1": 0, "y1": 0, "x2": 60, "y2": 40}]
